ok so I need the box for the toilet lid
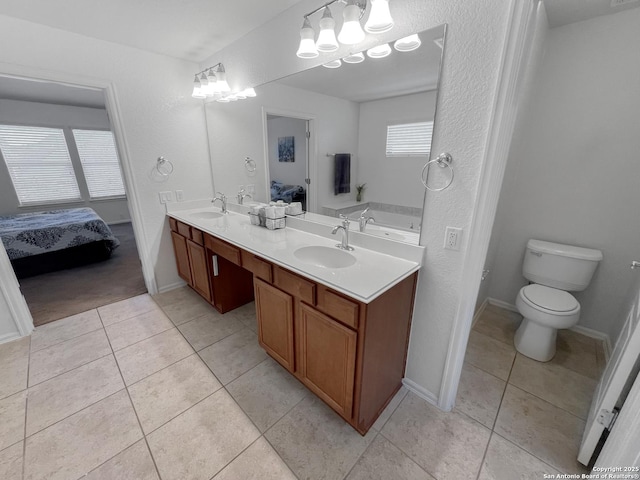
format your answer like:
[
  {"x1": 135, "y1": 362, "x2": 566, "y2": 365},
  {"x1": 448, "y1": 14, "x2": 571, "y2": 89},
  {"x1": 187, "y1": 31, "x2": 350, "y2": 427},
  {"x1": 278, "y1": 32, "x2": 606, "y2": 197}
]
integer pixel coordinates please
[{"x1": 522, "y1": 284, "x2": 579, "y2": 312}]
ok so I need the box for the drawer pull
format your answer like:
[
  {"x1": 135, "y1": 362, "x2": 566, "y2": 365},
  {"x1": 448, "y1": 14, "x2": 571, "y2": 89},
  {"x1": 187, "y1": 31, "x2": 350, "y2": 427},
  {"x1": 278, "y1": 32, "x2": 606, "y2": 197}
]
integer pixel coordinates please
[{"x1": 212, "y1": 255, "x2": 219, "y2": 277}]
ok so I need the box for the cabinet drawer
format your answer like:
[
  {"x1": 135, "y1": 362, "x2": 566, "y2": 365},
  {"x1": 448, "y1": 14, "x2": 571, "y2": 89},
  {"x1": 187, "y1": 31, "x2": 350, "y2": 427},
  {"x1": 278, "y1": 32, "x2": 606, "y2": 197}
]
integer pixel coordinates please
[
  {"x1": 169, "y1": 217, "x2": 178, "y2": 232},
  {"x1": 273, "y1": 266, "x2": 315, "y2": 305},
  {"x1": 241, "y1": 250, "x2": 273, "y2": 282},
  {"x1": 191, "y1": 228, "x2": 204, "y2": 246},
  {"x1": 205, "y1": 234, "x2": 241, "y2": 265},
  {"x1": 316, "y1": 286, "x2": 360, "y2": 330},
  {"x1": 176, "y1": 221, "x2": 191, "y2": 239}
]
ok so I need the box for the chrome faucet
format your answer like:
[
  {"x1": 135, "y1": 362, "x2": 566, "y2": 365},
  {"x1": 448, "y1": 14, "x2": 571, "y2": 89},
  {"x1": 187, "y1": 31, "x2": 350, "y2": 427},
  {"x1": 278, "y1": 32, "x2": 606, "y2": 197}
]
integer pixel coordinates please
[
  {"x1": 358, "y1": 207, "x2": 375, "y2": 232},
  {"x1": 211, "y1": 192, "x2": 227, "y2": 214},
  {"x1": 237, "y1": 188, "x2": 252, "y2": 205},
  {"x1": 332, "y1": 215, "x2": 354, "y2": 251}
]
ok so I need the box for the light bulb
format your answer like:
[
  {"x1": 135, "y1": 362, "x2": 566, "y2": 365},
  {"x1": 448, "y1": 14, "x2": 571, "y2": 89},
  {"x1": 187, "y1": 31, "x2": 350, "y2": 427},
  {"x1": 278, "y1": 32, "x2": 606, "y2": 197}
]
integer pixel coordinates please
[
  {"x1": 394, "y1": 34, "x2": 421, "y2": 52},
  {"x1": 343, "y1": 52, "x2": 365, "y2": 64},
  {"x1": 322, "y1": 59, "x2": 342, "y2": 69},
  {"x1": 338, "y1": 0, "x2": 365, "y2": 45},
  {"x1": 191, "y1": 75, "x2": 205, "y2": 99},
  {"x1": 296, "y1": 17, "x2": 319, "y2": 58},
  {"x1": 216, "y1": 66, "x2": 231, "y2": 93},
  {"x1": 365, "y1": 0, "x2": 394, "y2": 33},
  {"x1": 316, "y1": 7, "x2": 339, "y2": 52},
  {"x1": 366, "y1": 43, "x2": 391, "y2": 58}
]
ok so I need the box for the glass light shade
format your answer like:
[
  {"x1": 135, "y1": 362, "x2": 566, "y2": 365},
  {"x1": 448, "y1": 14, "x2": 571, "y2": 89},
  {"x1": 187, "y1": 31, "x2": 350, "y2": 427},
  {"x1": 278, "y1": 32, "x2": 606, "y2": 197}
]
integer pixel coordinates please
[
  {"x1": 215, "y1": 68, "x2": 231, "y2": 93},
  {"x1": 205, "y1": 69, "x2": 217, "y2": 96},
  {"x1": 366, "y1": 43, "x2": 391, "y2": 58},
  {"x1": 343, "y1": 52, "x2": 365, "y2": 63},
  {"x1": 191, "y1": 76, "x2": 205, "y2": 99},
  {"x1": 364, "y1": 0, "x2": 394, "y2": 33},
  {"x1": 338, "y1": 2, "x2": 365, "y2": 45},
  {"x1": 216, "y1": 96, "x2": 230, "y2": 103},
  {"x1": 394, "y1": 34, "x2": 421, "y2": 52},
  {"x1": 235, "y1": 91, "x2": 247, "y2": 99},
  {"x1": 296, "y1": 18, "x2": 319, "y2": 58},
  {"x1": 316, "y1": 8, "x2": 338, "y2": 52},
  {"x1": 227, "y1": 94, "x2": 238, "y2": 101},
  {"x1": 322, "y1": 59, "x2": 342, "y2": 68},
  {"x1": 243, "y1": 88, "x2": 257, "y2": 97}
]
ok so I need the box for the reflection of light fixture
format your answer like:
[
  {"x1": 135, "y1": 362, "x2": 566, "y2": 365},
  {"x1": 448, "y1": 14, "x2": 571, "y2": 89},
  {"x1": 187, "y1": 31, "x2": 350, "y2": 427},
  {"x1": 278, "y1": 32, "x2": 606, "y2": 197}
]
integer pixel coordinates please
[
  {"x1": 365, "y1": 0, "x2": 394, "y2": 33},
  {"x1": 323, "y1": 59, "x2": 342, "y2": 68},
  {"x1": 343, "y1": 52, "x2": 365, "y2": 63},
  {"x1": 394, "y1": 34, "x2": 421, "y2": 52},
  {"x1": 191, "y1": 63, "x2": 257, "y2": 101},
  {"x1": 338, "y1": 0, "x2": 366, "y2": 45},
  {"x1": 316, "y1": 8, "x2": 339, "y2": 52},
  {"x1": 367, "y1": 43, "x2": 391, "y2": 58},
  {"x1": 297, "y1": 18, "x2": 319, "y2": 58}
]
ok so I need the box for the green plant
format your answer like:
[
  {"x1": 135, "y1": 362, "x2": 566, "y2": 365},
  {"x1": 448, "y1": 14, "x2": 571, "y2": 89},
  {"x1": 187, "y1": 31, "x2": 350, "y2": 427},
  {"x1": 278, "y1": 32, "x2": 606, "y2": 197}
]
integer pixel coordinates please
[{"x1": 356, "y1": 183, "x2": 366, "y2": 202}]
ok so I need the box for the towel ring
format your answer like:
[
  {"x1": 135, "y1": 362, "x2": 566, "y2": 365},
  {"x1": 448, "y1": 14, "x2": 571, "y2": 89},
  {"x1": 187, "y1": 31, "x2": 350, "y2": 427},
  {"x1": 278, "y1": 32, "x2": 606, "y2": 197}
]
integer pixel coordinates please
[
  {"x1": 156, "y1": 156, "x2": 174, "y2": 176},
  {"x1": 421, "y1": 153, "x2": 454, "y2": 192},
  {"x1": 244, "y1": 156, "x2": 256, "y2": 173}
]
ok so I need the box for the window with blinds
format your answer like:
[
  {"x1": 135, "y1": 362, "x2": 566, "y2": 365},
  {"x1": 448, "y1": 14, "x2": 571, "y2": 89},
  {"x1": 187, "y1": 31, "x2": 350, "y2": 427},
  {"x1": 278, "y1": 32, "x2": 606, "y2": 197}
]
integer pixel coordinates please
[
  {"x1": 0, "y1": 125, "x2": 81, "y2": 205},
  {"x1": 73, "y1": 129, "x2": 126, "y2": 199},
  {"x1": 386, "y1": 121, "x2": 433, "y2": 157}
]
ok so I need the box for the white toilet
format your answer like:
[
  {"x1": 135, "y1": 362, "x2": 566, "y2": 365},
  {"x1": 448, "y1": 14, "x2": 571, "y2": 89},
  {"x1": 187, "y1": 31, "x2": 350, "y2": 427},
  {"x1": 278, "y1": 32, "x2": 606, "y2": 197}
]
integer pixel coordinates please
[{"x1": 514, "y1": 239, "x2": 603, "y2": 362}]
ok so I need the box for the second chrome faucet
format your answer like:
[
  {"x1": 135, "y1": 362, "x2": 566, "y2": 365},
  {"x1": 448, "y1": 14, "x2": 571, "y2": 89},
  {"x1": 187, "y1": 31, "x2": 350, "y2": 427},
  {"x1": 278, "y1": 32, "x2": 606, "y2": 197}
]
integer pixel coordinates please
[
  {"x1": 332, "y1": 215, "x2": 354, "y2": 251},
  {"x1": 211, "y1": 192, "x2": 227, "y2": 214}
]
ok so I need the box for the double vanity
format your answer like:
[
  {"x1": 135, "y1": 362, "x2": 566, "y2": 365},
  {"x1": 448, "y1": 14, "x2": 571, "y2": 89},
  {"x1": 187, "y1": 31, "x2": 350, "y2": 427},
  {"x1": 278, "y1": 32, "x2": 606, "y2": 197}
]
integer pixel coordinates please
[{"x1": 167, "y1": 201, "x2": 423, "y2": 434}]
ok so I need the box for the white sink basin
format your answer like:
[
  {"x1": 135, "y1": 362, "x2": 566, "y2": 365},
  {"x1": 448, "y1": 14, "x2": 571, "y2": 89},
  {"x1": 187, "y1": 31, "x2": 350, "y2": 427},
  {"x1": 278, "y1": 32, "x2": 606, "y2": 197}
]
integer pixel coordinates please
[
  {"x1": 294, "y1": 246, "x2": 356, "y2": 269},
  {"x1": 190, "y1": 211, "x2": 224, "y2": 220}
]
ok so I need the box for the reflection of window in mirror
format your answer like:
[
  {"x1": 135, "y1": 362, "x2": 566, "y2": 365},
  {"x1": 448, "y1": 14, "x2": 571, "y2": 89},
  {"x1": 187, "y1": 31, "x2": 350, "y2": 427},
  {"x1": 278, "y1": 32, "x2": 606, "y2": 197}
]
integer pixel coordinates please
[{"x1": 386, "y1": 121, "x2": 433, "y2": 157}]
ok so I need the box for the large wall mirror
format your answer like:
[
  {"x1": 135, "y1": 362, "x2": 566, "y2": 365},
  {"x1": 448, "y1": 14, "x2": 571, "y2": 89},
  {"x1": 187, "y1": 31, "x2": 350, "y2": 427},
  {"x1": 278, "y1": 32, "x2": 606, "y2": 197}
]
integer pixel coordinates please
[{"x1": 206, "y1": 24, "x2": 446, "y2": 244}]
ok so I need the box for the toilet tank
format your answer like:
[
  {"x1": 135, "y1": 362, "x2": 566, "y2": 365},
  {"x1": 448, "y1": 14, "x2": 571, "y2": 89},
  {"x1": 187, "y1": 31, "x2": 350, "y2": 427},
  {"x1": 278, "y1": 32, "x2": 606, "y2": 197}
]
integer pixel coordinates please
[{"x1": 522, "y1": 239, "x2": 603, "y2": 291}]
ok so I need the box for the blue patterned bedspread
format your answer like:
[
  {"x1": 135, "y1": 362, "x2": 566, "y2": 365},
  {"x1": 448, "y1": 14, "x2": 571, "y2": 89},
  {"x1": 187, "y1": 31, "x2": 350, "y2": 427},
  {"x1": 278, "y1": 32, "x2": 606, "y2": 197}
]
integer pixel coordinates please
[{"x1": 0, "y1": 208, "x2": 120, "y2": 260}]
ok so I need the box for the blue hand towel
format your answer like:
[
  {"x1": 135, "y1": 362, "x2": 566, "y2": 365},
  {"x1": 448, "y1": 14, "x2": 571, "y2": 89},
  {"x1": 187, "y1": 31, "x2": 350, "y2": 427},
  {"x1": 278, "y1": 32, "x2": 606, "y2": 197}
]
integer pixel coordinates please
[{"x1": 334, "y1": 154, "x2": 351, "y2": 195}]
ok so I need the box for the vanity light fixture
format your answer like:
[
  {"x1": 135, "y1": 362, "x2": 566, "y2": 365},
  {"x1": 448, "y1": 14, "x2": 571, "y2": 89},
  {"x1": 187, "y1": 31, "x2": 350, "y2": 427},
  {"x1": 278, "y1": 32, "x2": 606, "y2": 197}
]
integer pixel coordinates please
[
  {"x1": 323, "y1": 59, "x2": 343, "y2": 68},
  {"x1": 343, "y1": 52, "x2": 365, "y2": 63},
  {"x1": 296, "y1": 0, "x2": 393, "y2": 59},
  {"x1": 191, "y1": 62, "x2": 256, "y2": 102},
  {"x1": 393, "y1": 33, "x2": 421, "y2": 52},
  {"x1": 366, "y1": 42, "x2": 392, "y2": 58}
]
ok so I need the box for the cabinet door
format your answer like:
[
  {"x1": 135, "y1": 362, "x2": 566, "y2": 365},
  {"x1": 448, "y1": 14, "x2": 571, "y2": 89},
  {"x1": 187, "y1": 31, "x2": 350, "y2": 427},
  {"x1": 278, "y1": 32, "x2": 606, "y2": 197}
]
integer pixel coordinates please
[
  {"x1": 299, "y1": 303, "x2": 357, "y2": 419},
  {"x1": 254, "y1": 278, "x2": 295, "y2": 372},
  {"x1": 171, "y1": 231, "x2": 192, "y2": 285},
  {"x1": 187, "y1": 239, "x2": 211, "y2": 302}
]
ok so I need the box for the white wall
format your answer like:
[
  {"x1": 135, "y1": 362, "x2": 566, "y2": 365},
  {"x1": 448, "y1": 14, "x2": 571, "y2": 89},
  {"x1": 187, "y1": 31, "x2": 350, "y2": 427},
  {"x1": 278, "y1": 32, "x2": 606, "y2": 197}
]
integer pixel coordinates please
[
  {"x1": 267, "y1": 116, "x2": 308, "y2": 189},
  {"x1": 0, "y1": 14, "x2": 213, "y2": 297},
  {"x1": 0, "y1": 99, "x2": 131, "y2": 224},
  {"x1": 357, "y1": 91, "x2": 436, "y2": 209},
  {"x1": 200, "y1": 0, "x2": 513, "y2": 400},
  {"x1": 484, "y1": 7, "x2": 640, "y2": 342},
  {"x1": 0, "y1": 289, "x2": 17, "y2": 341},
  {"x1": 206, "y1": 82, "x2": 360, "y2": 212}
]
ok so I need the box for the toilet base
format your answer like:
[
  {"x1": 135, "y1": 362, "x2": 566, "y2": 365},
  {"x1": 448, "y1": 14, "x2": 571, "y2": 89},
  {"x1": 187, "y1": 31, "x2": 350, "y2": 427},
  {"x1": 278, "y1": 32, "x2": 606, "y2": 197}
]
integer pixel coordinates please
[{"x1": 514, "y1": 318, "x2": 557, "y2": 362}]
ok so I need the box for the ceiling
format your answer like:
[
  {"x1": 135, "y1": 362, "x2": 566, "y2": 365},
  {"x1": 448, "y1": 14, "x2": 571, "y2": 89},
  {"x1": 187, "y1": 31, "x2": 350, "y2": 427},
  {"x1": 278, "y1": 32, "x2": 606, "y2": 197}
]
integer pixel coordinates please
[
  {"x1": 0, "y1": 0, "x2": 303, "y2": 63},
  {"x1": 543, "y1": 0, "x2": 640, "y2": 27}
]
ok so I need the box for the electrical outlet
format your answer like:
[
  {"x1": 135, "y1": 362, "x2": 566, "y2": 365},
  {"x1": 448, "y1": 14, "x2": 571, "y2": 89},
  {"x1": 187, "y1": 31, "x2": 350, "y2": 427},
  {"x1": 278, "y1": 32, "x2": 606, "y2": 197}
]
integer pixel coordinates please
[
  {"x1": 175, "y1": 190, "x2": 184, "y2": 202},
  {"x1": 247, "y1": 184, "x2": 255, "y2": 194},
  {"x1": 159, "y1": 191, "x2": 173, "y2": 204},
  {"x1": 444, "y1": 226, "x2": 462, "y2": 251}
]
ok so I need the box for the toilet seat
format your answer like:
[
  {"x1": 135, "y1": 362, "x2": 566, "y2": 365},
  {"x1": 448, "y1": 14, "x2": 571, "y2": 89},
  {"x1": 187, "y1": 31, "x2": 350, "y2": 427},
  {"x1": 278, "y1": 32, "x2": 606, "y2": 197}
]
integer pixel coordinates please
[{"x1": 520, "y1": 284, "x2": 579, "y2": 315}]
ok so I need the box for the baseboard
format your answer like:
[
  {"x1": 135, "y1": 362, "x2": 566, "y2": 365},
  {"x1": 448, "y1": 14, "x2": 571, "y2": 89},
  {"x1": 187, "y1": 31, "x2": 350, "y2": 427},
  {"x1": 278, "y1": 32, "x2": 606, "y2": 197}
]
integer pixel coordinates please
[
  {"x1": 402, "y1": 378, "x2": 439, "y2": 409},
  {"x1": 570, "y1": 325, "x2": 612, "y2": 361},
  {"x1": 107, "y1": 219, "x2": 132, "y2": 226},
  {"x1": 0, "y1": 332, "x2": 22, "y2": 345},
  {"x1": 157, "y1": 280, "x2": 187, "y2": 294},
  {"x1": 487, "y1": 297, "x2": 519, "y2": 313},
  {"x1": 472, "y1": 298, "x2": 489, "y2": 328}
]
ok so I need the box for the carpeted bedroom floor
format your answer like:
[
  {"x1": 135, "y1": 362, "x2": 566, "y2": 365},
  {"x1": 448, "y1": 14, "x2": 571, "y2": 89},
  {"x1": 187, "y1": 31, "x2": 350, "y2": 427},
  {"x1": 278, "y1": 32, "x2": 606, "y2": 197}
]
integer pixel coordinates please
[{"x1": 19, "y1": 222, "x2": 147, "y2": 327}]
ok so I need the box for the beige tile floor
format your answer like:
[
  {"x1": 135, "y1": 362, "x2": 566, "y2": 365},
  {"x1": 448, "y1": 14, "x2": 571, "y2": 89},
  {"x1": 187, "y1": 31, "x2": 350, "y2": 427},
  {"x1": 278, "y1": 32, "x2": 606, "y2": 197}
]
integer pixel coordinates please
[{"x1": 0, "y1": 291, "x2": 606, "y2": 480}]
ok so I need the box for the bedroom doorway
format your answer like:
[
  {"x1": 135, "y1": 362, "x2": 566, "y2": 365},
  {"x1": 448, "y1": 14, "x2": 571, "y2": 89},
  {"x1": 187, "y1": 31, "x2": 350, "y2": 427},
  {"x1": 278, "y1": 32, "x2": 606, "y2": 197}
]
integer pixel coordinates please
[
  {"x1": 264, "y1": 111, "x2": 314, "y2": 212},
  {"x1": 0, "y1": 74, "x2": 147, "y2": 328}
]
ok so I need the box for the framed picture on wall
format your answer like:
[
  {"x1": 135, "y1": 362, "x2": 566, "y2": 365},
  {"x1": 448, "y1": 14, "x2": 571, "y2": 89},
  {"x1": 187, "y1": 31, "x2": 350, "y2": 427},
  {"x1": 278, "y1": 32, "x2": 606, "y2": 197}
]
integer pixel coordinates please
[{"x1": 278, "y1": 136, "x2": 295, "y2": 162}]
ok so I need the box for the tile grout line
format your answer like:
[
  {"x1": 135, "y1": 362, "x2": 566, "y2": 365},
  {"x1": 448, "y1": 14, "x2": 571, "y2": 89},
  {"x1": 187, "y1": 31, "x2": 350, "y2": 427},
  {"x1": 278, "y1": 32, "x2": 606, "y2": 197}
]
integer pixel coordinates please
[
  {"x1": 22, "y1": 335, "x2": 32, "y2": 480},
  {"x1": 30, "y1": 324, "x2": 104, "y2": 354},
  {"x1": 506, "y1": 382, "x2": 589, "y2": 423},
  {"x1": 27, "y1": 351, "x2": 113, "y2": 389},
  {"x1": 98, "y1": 307, "x2": 165, "y2": 480},
  {"x1": 491, "y1": 430, "x2": 568, "y2": 475}
]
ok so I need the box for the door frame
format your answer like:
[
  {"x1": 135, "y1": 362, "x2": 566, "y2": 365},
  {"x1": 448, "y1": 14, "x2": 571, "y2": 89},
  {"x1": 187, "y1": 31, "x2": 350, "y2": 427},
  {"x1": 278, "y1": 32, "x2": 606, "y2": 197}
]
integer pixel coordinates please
[
  {"x1": 0, "y1": 62, "x2": 157, "y2": 338},
  {"x1": 261, "y1": 106, "x2": 317, "y2": 212}
]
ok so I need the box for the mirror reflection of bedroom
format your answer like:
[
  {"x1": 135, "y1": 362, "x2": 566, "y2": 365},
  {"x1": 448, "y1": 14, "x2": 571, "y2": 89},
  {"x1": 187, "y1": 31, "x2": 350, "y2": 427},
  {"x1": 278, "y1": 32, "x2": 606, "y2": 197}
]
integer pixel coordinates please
[
  {"x1": 266, "y1": 114, "x2": 310, "y2": 211},
  {"x1": 0, "y1": 76, "x2": 146, "y2": 327}
]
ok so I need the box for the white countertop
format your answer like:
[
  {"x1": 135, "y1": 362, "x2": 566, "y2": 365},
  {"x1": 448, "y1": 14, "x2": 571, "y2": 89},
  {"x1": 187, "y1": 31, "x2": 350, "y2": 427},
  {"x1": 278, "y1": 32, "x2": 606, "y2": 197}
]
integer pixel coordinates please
[{"x1": 168, "y1": 205, "x2": 423, "y2": 304}]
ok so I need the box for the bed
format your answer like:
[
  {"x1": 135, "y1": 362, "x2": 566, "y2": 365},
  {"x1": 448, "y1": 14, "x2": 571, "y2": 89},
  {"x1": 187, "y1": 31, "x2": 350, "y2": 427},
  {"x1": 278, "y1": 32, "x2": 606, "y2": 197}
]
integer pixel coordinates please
[
  {"x1": 0, "y1": 207, "x2": 120, "y2": 278},
  {"x1": 270, "y1": 180, "x2": 306, "y2": 210}
]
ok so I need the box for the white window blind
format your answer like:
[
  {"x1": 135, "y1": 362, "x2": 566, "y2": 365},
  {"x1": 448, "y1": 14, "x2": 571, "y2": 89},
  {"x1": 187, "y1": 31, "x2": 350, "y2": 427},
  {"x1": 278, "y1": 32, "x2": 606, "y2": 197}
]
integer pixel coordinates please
[
  {"x1": 73, "y1": 129, "x2": 126, "y2": 199},
  {"x1": 386, "y1": 121, "x2": 433, "y2": 157},
  {"x1": 0, "y1": 125, "x2": 81, "y2": 205}
]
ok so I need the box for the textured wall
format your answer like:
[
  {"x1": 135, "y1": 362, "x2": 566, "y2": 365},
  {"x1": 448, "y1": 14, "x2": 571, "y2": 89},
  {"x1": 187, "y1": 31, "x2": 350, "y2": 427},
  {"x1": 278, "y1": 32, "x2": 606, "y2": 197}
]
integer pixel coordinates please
[
  {"x1": 485, "y1": 7, "x2": 640, "y2": 342},
  {"x1": 200, "y1": 0, "x2": 513, "y2": 399},
  {"x1": 0, "y1": 14, "x2": 214, "y2": 293}
]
